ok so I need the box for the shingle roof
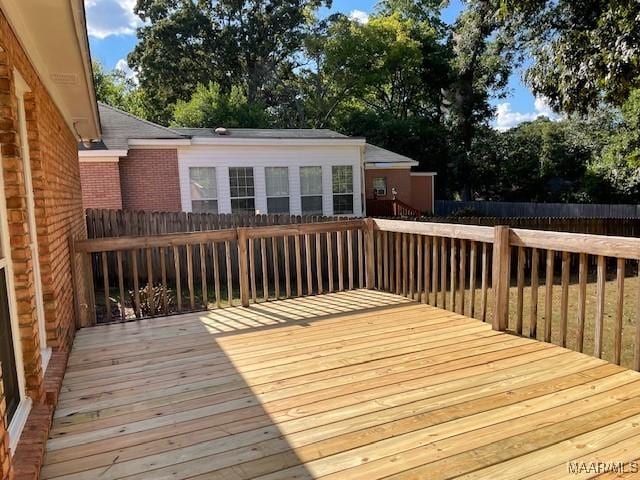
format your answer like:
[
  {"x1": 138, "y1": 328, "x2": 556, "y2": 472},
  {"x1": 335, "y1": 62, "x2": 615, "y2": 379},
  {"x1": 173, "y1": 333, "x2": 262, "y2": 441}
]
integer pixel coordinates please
[
  {"x1": 364, "y1": 144, "x2": 419, "y2": 166},
  {"x1": 171, "y1": 127, "x2": 348, "y2": 139},
  {"x1": 80, "y1": 103, "x2": 186, "y2": 151}
]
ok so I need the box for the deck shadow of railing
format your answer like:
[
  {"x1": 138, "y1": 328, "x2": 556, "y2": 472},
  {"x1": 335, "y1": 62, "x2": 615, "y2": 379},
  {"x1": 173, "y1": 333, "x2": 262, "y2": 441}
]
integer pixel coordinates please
[{"x1": 43, "y1": 290, "x2": 413, "y2": 478}]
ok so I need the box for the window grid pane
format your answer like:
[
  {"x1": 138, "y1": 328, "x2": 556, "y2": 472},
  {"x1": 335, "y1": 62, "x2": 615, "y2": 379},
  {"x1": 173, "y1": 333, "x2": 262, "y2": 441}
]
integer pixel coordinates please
[
  {"x1": 190, "y1": 167, "x2": 217, "y2": 201},
  {"x1": 333, "y1": 194, "x2": 354, "y2": 215},
  {"x1": 302, "y1": 196, "x2": 323, "y2": 215},
  {"x1": 300, "y1": 166, "x2": 322, "y2": 195},
  {"x1": 266, "y1": 167, "x2": 289, "y2": 197},
  {"x1": 267, "y1": 197, "x2": 290, "y2": 214},
  {"x1": 229, "y1": 167, "x2": 255, "y2": 198},
  {"x1": 231, "y1": 198, "x2": 256, "y2": 214},
  {"x1": 332, "y1": 165, "x2": 353, "y2": 194},
  {"x1": 192, "y1": 200, "x2": 218, "y2": 213}
]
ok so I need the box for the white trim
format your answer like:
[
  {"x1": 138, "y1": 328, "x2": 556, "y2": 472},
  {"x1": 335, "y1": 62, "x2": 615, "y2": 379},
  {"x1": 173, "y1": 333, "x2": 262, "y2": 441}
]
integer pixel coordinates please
[
  {"x1": 365, "y1": 163, "x2": 417, "y2": 170},
  {"x1": 15, "y1": 79, "x2": 48, "y2": 358},
  {"x1": 190, "y1": 137, "x2": 365, "y2": 147},
  {"x1": 0, "y1": 151, "x2": 31, "y2": 448},
  {"x1": 79, "y1": 150, "x2": 127, "y2": 159},
  {"x1": 40, "y1": 346, "x2": 52, "y2": 373},
  {"x1": 8, "y1": 398, "x2": 32, "y2": 454},
  {"x1": 410, "y1": 172, "x2": 438, "y2": 177},
  {"x1": 128, "y1": 139, "x2": 192, "y2": 148}
]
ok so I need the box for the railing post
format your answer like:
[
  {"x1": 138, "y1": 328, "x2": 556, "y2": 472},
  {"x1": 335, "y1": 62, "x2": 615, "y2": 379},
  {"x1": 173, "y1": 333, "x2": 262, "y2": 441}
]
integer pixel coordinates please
[
  {"x1": 237, "y1": 228, "x2": 250, "y2": 307},
  {"x1": 492, "y1": 225, "x2": 510, "y2": 331},
  {"x1": 72, "y1": 236, "x2": 96, "y2": 328},
  {"x1": 365, "y1": 219, "x2": 376, "y2": 289}
]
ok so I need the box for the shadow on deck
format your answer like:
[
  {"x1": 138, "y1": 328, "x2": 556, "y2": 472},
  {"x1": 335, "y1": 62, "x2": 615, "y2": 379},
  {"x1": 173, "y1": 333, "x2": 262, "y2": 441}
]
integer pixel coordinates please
[{"x1": 42, "y1": 290, "x2": 640, "y2": 479}]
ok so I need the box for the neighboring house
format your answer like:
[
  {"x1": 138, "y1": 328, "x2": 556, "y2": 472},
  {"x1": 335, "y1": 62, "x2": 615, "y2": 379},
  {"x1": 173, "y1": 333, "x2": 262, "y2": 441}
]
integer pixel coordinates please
[
  {"x1": 0, "y1": 1, "x2": 100, "y2": 478},
  {"x1": 79, "y1": 104, "x2": 436, "y2": 216}
]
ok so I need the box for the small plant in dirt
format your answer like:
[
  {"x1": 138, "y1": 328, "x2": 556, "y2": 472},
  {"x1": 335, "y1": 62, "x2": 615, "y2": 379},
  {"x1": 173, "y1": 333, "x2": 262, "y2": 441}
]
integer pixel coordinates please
[{"x1": 131, "y1": 284, "x2": 176, "y2": 317}]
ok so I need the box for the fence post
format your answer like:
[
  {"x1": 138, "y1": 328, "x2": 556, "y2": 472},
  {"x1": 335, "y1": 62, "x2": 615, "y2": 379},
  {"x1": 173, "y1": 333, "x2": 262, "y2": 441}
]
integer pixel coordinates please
[
  {"x1": 365, "y1": 219, "x2": 376, "y2": 289},
  {"x1": 237, "y1": 227, "x2": 250, "y2": 307},
  {"x1": 492, "y1": 225, "x2": 510, "y2": 332},
  {"x1": 71, "y1": 237, "x2": 96, "y2": 328}
]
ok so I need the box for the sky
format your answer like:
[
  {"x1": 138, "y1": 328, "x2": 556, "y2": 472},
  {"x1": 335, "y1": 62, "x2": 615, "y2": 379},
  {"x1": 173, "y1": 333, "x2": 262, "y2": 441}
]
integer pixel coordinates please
[{"x1": 85, "y1": 0, "x2": 554, "y2": 130}]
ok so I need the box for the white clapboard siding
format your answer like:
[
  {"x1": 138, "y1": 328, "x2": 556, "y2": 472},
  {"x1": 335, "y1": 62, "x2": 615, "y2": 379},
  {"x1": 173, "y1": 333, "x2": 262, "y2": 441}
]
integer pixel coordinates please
[{"x1": 178, "y1": 145, "x2": 363, "y2": 216}]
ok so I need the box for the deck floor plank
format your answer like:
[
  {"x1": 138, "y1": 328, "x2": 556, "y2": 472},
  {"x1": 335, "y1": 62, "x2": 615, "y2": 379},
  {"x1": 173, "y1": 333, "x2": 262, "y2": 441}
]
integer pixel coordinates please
[{"x1": 42, "y1": 290, "x2": 640, "y2": 479}]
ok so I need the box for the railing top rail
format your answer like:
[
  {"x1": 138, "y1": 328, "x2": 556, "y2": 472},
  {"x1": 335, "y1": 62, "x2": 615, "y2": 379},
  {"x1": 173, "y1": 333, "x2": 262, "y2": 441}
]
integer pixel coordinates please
[
  {"x1": 372, "y1": 218, "x2": 495, "y2": 243},
  {"x1": 74, "y1": 219, "x2": 366, "y2": 253},
  {"x1": 510, "y1": 227, "x2": 640, "y2": 260},
  {"x1": 241, "y1": 219, "x2": 366, "y2": 239}
]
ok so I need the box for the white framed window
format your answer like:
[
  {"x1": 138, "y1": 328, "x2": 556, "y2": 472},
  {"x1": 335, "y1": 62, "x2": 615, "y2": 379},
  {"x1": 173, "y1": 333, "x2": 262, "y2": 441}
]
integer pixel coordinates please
[
  {"x1": 265, "y1": 167, "x2": 290, "y2": 214},
  {"x1": 373, "y1": 177, "x2": 387, "y2": 197},
  {"x1": 189, "y1": 167, "x2": 218, "y2": 213},
  {"x1": 300, "y1": 166, "x2": 323, "y2": 215},
  {"x1": 229, "y1": 167, "x2": 256, "y2": 214},
  {"x1": 332, "y1": 165, "x2": 354, "y2": 215}
]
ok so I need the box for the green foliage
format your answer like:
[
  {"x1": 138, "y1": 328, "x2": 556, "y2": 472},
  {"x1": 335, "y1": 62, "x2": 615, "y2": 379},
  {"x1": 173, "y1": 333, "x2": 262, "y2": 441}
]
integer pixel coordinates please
[
  {"x1": 91, "y1": 0, "x2": 640, "y2": 204},
  {"x1": 92, "y1": 61, "x2": 147, "y2": 117},
  {"x1": 172, "y1": 83, "x2": 271, "y2": 128},
  {"x1": 504, "y1": 0, "x2": 640, "y2": 114}
]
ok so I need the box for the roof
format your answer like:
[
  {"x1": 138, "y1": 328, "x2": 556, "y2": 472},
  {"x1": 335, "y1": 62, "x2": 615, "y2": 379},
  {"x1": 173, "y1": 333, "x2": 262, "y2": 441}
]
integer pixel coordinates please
[
  {"x1": 364, "y1": 144, "x2": 419, "y2": 167},
  {"x1": 3, "y1": 0, "x2": 100, "y2": 140},
  {"x1": 80, "y1": 103, "x2": 186, "y2": 151},
  {"x1": 171, "y1": 128, "x2": 349, "y2": 140}
]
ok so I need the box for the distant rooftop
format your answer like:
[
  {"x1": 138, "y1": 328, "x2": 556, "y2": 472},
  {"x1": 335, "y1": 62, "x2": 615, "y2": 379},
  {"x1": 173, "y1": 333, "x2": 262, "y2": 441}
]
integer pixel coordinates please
[
  {"x1": 80, "y1": 103, "x2": 186, "y2": 151},
  {"x1": 171, "y1": 127, "x2": 349, "y2": 140}
]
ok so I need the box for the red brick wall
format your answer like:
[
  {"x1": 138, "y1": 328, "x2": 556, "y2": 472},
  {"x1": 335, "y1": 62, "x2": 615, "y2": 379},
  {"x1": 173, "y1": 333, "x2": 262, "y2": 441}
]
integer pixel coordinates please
[
  {"x1": 79, "y1": 162, "x2": 123, "y2": 209},
  {"x1": 364, "y1": 169, "x2": 413, "y2": 204},
  {"x1": 120, "y1": 149, "x2": 182, "y2": 211},
  {"x1": 0, "y1": 8, "x2": 87, "y2": 473},
  {"x1": 410, "y1": 175, "x2": 434, "y2": 213}
]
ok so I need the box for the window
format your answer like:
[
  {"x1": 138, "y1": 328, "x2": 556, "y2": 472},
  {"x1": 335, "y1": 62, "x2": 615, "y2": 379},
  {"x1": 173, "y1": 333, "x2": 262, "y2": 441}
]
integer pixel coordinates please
[
  {"x1": 190, "y1": 167, "x2": 218, "y2": 213},
  {"x1": 332, "y1": 165, "x2": 354, "y2": 215},
  {"x1": 266, "y1": 167, "x2": 290, "y2": 214},
  {"x1": 229, "y1": 167, "x2": 255, "y2": 214},
  {"x1": 300, "y1": 166, "x2": 323, "y2": 215},
  {"x1": 372, "y1": 177, "x2": 387, "y2": 197}
]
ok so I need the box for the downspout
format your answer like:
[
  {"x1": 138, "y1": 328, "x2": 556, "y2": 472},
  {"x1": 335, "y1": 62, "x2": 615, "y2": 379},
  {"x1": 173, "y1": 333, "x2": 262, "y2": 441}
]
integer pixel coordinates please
[{"x1": 360, "y1": 145, "x2": 367, "y2": 217}]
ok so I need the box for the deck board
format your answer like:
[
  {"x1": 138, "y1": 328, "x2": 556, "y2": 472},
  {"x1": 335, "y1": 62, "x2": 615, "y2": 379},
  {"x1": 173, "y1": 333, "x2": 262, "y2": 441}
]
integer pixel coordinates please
[{"x1": 42, "y1": 290, "x2": 640, "y2": 479}]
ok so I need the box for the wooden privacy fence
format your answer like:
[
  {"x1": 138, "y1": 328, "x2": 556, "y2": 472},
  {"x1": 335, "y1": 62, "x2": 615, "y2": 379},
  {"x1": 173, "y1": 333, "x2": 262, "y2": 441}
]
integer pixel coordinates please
[
  {"x1": 435, "y1": 200, "x2": 640, "y2": 218},
  {"x1": 72, "y1": 218, "x2": 640, "y2": 371},
  {"x1": 85, "y1": 208, "x2": 343, "y2": 239}
]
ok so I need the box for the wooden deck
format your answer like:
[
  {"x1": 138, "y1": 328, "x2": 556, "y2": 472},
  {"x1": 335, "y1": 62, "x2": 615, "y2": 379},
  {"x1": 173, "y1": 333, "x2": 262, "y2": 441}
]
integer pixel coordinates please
[{"x1": 42, "y1": 290, "x2": 640, "y2": 479}]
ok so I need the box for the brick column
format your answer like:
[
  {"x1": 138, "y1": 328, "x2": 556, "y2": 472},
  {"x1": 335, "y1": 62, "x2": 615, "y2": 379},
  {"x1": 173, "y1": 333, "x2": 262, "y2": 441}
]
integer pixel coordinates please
[{"x1": 0, "y1": 49, "x2": 43, "y2": 401}]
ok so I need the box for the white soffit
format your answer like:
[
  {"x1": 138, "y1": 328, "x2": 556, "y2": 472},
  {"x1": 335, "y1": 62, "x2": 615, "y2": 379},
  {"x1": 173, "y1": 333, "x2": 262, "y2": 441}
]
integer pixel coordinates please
[{"x1": 2, "y1": 0, "x2": 100, "y2": 140}]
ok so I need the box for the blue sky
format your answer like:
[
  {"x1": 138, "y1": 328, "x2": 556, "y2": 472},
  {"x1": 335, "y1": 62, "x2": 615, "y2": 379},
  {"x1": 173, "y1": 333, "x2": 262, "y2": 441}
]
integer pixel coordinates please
[{"x1": 86, "y1": 0, "x2": 552, "y2": 129}]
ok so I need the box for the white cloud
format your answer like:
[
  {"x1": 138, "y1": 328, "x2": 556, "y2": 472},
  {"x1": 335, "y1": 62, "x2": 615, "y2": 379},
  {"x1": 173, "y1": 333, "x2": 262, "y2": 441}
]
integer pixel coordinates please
[
  {"x1": 85, "y1": 0, "x2": 140, "y2": 39},
  {"x1": 349, "y1": 9, "x2": 370, "y2": 24},
  {"x1": 494, "y1": 96, "x2": 560, "y2": 131},
  {"x1": 115, "y1": 58, "x2": 139, "y2": 84}
]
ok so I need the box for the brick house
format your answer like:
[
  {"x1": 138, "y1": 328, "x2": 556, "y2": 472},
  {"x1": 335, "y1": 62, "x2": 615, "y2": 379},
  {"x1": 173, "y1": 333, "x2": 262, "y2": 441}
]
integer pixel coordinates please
[
  {"x1": 79, "y1": 104, "x2": 436, "y2": 216},
  {"x1": 0, "y1": 1, "x2": 100, "y2": 478}
]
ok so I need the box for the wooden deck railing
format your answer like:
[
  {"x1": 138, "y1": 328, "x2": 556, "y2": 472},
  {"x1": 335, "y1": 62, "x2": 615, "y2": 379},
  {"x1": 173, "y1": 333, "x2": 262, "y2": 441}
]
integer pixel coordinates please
[
  {"x1": 71, "y1": 218, "x2": 640, "y2": 371},
  {"x1": 370, "y1": 218, "x2": 640, "y2": 371},
  {"x1": 71, "y1": 219, "x2": 369, "y2": 326}
]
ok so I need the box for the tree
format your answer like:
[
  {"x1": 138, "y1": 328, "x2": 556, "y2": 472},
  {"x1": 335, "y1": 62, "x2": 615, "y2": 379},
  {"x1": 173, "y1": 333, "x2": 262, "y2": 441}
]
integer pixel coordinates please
[
  {"x1": 505, "y1": 0, "x2": 640, "y2": 114},
  {"x1": 445, "y1": 0, "x2": 513, "y2": 199},
  {"x1": 92, "y1": 61, "x2": 147, "y2": 117},
  {"x1": 129, "y1": 0, "x2": 330, "y2": 124},
  {"x1": 171, "y1": 83, "x2": 271, "y2": 128}
]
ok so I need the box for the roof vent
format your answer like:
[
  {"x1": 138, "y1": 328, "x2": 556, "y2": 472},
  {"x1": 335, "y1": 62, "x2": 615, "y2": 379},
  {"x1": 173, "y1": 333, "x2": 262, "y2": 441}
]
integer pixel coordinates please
[{"x1": 215, "y1": 127, "x2": 229, "y2": 136}]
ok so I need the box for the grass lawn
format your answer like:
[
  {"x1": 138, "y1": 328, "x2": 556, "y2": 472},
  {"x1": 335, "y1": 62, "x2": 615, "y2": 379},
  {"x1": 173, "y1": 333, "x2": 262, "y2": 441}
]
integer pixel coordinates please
[{"x1": 447, "y1": 272, "x2": 640, "y2": 371}]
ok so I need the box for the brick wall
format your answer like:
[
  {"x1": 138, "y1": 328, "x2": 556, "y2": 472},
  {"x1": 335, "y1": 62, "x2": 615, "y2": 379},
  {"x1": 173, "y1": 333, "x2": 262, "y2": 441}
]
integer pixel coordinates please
[
  {"x1": 0, "y1": 8, "x2": 87, "y2": 475},
  {"x1": 364, "y1": 169, "x2": 413, "y2": 204},
  {"x1": 0, "y1": 366, "x2": 13, "y2": 479},
  {"x1": 79, "y1": 162, "x2": 123, "y2": 210},
  {"x1": 120, "y1": 149, "x2": 182, "y2": 211}
]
